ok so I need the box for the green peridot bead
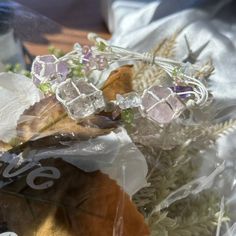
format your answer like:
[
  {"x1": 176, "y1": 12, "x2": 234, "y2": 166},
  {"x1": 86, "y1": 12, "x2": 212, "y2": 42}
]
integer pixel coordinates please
[
  {"x1": 97, "y1": 41, "x2": 107, "y2": 52},
  {"x1": 121, "y1": 108, "x2": 134, "y2": 124},
  {"x1": 39, "y1": 83, "x2": 52, "y2": 93}
]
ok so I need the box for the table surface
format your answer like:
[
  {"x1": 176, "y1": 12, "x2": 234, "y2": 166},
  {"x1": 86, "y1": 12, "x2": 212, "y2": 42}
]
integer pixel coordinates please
[{"x1": 14, "y1": 0, "x2": 111, "y2": 55}]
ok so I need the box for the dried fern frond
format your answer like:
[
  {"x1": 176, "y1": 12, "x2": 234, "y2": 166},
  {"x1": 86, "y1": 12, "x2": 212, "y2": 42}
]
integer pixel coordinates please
[
  {"x1": 131, "y1": 103, "x2": 235, "y2": 235},
  {"x1": 206, "y1": 119, "x2": 236, "y2": 139},
  {"x1": 157, "y1": 191, "x2": 219, "y2": 236},
  {"x1": 148, "y1": 193, "x2": 220, "y2": 236},
  {"x1": 133, "y1": 125, "x2": 223, "y2": 234},
  {"x1": 132, "y1": 114, "x2": 234, "y2": 234},
  {"x1": 194, "y1": 59, "x2": 214, "y2": 80},
  {"x1": 132, "y1": 32, "x2": 180, "y2": 91}
]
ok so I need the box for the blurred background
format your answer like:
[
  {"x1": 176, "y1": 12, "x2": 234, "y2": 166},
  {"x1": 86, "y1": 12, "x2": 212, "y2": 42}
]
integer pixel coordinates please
[
  {"x1": 15, "y1": 0, "x2": 109, "y2": 34},
  {"x1": 0, "y1": 0, "x2": 111, "y2": 68},
  {"x1": 0, "y1": 0, "x2": 235, "y2": 69}
]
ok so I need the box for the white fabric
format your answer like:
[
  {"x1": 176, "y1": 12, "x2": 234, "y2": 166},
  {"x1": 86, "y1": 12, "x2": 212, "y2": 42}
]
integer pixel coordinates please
[
  {"x1": 102, "y1": 0, "x2": 236, "y2": 101},
  {"x1": 101, "y1": 0, "x2": 236, "y2": 233},
  {"x1": 0, "y1": 72, "x2": 41, "y2": 142}
]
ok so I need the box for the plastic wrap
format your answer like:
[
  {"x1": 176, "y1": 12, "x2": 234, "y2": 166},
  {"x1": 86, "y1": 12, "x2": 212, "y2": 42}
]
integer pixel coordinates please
[{"x1": 1, "y1": 1, "x2": 236, "y2": 236}]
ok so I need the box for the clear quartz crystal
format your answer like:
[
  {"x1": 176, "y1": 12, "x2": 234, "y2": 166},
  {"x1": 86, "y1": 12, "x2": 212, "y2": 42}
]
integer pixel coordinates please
[
  {"x1": 93, "y1": 91, "x2": 106, "y2": 111},
  {"x1": 182, "y1": 62, "x2": 197, "y2": 76},
  {"x1": 59, "y1": 81, "x2": 79, "y2": 101},
  {"x1": 67, "y1": 95, "x2": 95, "y2": 119},
  {"x1": 57, "y1": 79, "x2": 105, "y2": 120},
  {"x1": 116, "y1": 92, "x2": 141, "y2": 109}
]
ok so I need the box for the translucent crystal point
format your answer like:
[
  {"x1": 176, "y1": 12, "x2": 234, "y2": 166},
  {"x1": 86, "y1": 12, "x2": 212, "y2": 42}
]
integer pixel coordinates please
[
  {"x1": 116, "y1": 92, "x2": 141, "y2": 110},
  {"x1": 57, "y1": 79, "x2": 105, "y2": 120},
  {"x1": 182, "y1": 62, "x2": 196, "y2": 76},
  {"x1": 74, "y1": 43, "x2": 82, "y2": 51}
]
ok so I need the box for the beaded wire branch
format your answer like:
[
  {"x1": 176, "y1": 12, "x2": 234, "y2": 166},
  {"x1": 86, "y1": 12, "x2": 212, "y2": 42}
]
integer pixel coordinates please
[{"x1": 31, "y1": 33, "x2": 210, "y2": 124}]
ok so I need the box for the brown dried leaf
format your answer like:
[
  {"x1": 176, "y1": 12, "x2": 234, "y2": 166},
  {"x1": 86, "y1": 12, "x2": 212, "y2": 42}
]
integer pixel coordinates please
[
  {"x1": 0, "y1": 159, "x2": 150, "y2": 236},
  {"x1": 16, "y1": 96, "x2": 115, "y2": 143},
  {"x1": 102, "y1": 65, "x2": 133, "y2": 100}
]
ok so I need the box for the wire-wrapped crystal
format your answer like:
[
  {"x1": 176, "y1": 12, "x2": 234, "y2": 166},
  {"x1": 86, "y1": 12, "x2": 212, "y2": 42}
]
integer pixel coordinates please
[
  {"x1": 140, "y1": 86, "x2": 186, "y2": 124},
  {"x1": 56, "y1": 79, "x2": 105, "y2": 120},
  {"x1": 31, "y1": 55, "x2": 69, "y2": 85}
]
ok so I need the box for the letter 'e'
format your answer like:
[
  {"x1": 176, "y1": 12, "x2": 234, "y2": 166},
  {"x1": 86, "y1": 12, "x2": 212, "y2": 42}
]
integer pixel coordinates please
[{"x1": 26, "y1": 166, "x2": 61, "y2": 190}]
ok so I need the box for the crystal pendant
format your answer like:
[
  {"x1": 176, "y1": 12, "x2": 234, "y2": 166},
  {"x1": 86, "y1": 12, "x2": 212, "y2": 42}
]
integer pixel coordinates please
[
  {"x1": 57, "y1": 79, "x2": 105, "y2": 120},
  {"x1": 31, "y1": 55, "x2": 69, "y2": 85},
  {"x1": 140, "y1": 85, "x2": 186, "y2": 124},
  {"x1": 116, "y1": 92, "x2": 141, "y2": 109}
]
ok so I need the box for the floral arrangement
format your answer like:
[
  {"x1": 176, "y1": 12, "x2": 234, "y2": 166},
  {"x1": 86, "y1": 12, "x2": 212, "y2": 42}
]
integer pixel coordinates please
[{"x1": 0, "y1": 31, "x2": 235, "y2": 236}]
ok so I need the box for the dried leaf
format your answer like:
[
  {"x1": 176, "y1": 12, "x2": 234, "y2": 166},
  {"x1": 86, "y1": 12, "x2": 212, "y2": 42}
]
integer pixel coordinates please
[
  {"x1": 0, "y1": 159, "x2": 150, "y2": 236},
  {"x1": 16, "y1": 96, "x2": 115, "y2": 143},
  {"x1": 102, "y1": 65, "x2": 133, "y2": 100}
]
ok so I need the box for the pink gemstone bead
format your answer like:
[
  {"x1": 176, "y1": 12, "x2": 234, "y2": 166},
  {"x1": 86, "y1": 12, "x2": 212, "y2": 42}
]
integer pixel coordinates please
[
  {"x1": 141, "y1": 86, "x2": 186, "y2": 124},
  {"x1": 96, "y1": 57, "x2": 108, "y2": 70},
  {"x1": 83, "y1": 63, "x2": 91, "y2": 75},
  {"x1": 82, "y1": 45, "x2": 91, "y2": 55}
]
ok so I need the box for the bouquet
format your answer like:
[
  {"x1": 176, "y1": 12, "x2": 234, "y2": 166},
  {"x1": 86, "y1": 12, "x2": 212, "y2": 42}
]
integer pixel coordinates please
[{"x1": 0, "y1": 3, "x2": 236, "y2": 236}]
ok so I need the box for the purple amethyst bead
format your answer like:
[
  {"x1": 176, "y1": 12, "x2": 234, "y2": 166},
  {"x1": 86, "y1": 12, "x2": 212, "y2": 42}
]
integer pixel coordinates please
[
  {"x1": 96, "y1": 56, "x2": 108, "y2": 71},
  {"x1": 82, "y1": 45, "x2": 91, "y2": 55},
  {"x1": 82, "y1": 51, "x2": 93, "y2": 64},
  {"x1": 170, "y1": 86, "x2": 193, "y2": 98}
]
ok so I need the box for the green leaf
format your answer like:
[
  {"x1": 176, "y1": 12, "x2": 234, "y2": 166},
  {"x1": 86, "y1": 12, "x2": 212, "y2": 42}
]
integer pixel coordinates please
[
  {"x1": 5, "y1": 64, "x2": 31, "y2": 78},
  {"x1": 48, "y1": 45, "x2": 65, "y2": 57}
]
